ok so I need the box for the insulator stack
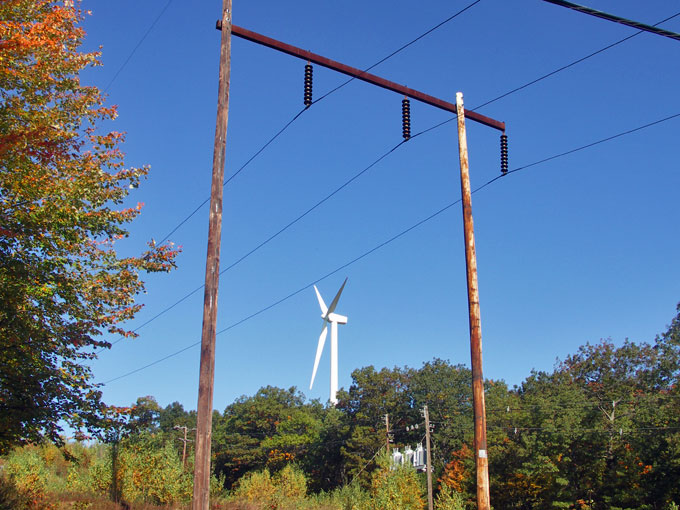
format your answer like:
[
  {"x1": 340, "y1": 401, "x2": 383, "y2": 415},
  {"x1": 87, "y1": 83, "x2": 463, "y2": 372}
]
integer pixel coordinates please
[
  {"x1": 402, "y1": 98, "x2": 411, "y2": 140},
  {"x1": 500, "y1": 133, "x2": 508, "y2": 174},
  {"x1": 304, "y1": 63, "x2": 313, "y2": 107}
]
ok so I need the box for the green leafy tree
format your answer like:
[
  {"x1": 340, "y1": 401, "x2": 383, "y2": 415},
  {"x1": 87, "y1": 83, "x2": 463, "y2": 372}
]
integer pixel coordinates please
[
  {"x1": 213, "y1": 386, "x2": 319, "y2": 488},
  {"x1": 158, "y1": 400, "x2": 196, "y2": 433},
  {"x1": 490, "y1": 304, "x2": 680, "y2": 510},
  {"x1": 0, "y1": 0, "x2": 178, "y2": 451},
  {"x1": 337, "y1": 365, "x2": 414, "y2": 485},
  {"x1": 304, "y1": 406, "x2": 351, "y2": 492}
]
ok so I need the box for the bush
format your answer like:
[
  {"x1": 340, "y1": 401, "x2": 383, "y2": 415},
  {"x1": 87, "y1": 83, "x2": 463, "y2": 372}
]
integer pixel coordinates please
[
  {"x1": 233, "y1": 464, "x2": 308, "y2": 509},
  {"x1": 434, "y1": 484, "x2": 466, "y2": 510},
  {"x1": 325, "y1": 483, "x2": 370, "y2": 510},
  {"x1": 3, "y1": 446, "x2": 57, "y2": 509},
  {"x1": 369, "y1": 456, "x2": 425, "y2": 510},
  {"x1": 0, "y1": 474, "x2": 30, "y2": 510},
  {"x1": 117, "y1": 438, "x2": 192, "y2": 505}
]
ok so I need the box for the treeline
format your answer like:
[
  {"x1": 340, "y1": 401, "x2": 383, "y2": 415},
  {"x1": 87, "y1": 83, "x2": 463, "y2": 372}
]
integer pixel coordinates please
[{"x1": 3, "y1": 305, "x2": 679, "y2": 510}]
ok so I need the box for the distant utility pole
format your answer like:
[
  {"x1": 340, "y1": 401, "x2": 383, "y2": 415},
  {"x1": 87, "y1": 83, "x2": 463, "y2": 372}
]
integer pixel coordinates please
[
  {"x1": 216, "y1": 20, "x2": 504, "y2": 510},
  {"x1": 174, "y1": 425, "x2": 195, "y2": 470},
  {"x1": 423, "y1": 406, "x2": 434, "y2": 510},
  {"x1": 456, "y1": 92, "x2": 490, "y2": 510},
  {"x1": 384, "y1": 414, "x2": 391, "y2": 453},
  {"x1": 193, "y1": 0, "x2": 232, "y2": 509}
]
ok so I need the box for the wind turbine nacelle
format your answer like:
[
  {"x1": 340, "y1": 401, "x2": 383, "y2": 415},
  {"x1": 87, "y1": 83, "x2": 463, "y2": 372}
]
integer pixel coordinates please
[{"x1": 326, "y1": 312, "x2": 348, "y2": 324}]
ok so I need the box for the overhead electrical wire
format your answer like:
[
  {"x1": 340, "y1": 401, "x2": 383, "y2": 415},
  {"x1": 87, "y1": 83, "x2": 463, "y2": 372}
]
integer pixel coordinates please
[
  {"x1": 101, "y1": 6, "x2": 679, "y2": 353},
  {"x1": 108, "y1": 3, "x2": 487, "y2": 344},
  {"x1": 101, "y1": 3, "x2": 679, "y2": 250},
  {"x1": 311, "y1": 0, "x2": 483, "y2": 104},
  {"x1": 157, "y1": 107, "x2": 308, "y2": 245},
  {"x1": 473, "y1": 11, "x2": 680, "y2": 111},
  {"x1": 542, "y1": 0, "x2": 680, "y2": 43},
  {"x1": 135, "y1": 107, "x2": 680, "y2": 341},
  {"x1": 100, "y1": 107, "x2": 680, "y2": 384},
  {"x1": 103, "y1": 0, "x2": 174, "y2": 92},
  {"x1": 146, "y1": 6, "x2": 680, "y2": 307},
  {"x1": 154, "y1": 0, "x2": 484, "y2": 245}
]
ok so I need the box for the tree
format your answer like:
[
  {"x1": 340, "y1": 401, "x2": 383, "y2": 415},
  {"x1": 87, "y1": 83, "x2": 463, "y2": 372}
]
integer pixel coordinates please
[
  {"x1": 212, "y1": 386, "x2": 319, "y2": 488},
  {"x1": 0, "y1": 0, "x2": 178, "y2": 452},
  {"x1": 337, "y1": 365, "x2": 414, "y2": 485}
]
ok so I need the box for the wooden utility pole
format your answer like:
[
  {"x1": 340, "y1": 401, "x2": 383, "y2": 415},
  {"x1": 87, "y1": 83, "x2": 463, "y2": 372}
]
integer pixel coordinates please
[
  {"x1": 423, "y1": 406, "x2": 434, "y2": 510},
  {"x1": 193, "y1": 1, "x2": 232, "y2": 509},
  {"x1": 175, "y1": 425, "x2": 194, "y2": 470},
  {"x1": 384, "y1": 414, "x2": 390, "y2": 453},
  {"x1": 455, "y1": 92, "x2": 490, "y2": 510}
]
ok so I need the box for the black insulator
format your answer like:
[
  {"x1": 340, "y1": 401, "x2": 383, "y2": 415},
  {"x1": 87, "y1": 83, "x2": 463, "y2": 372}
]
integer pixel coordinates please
[
  {"x1": 304, "y1": 63, "x2": 313, "y2": 107},
  {"x1": 401, "y1": 98, "x2": 411, "y2": 140},
  {"x1": 500, "y1": 133, "x2": 508, "y2": 174}
]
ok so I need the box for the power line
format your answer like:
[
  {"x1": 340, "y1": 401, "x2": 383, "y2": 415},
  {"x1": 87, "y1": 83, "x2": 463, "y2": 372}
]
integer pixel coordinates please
[
  {"x1": 104, "y1": 139, "x2": 407, "y2": 350},
  {"x1": 473, "y1": 12, "x2": 680, "y2": 111},
  {"x1": 490, "y1": 425, "x2": 680, "y2": 434},
  {"x1": 505, "y1": 111, "x2": 680, "y2": 176},
  {"x1": 312, "y1": 0, "x2": 483, "y2": 104},
  {"x1": 103, "y1": 3, "x2": 486, "y2": 348},
  {"x1": 542, "y1": 0, "x2": 680, "y2": 43},
  {"x1": 157, "y1": 107, "x2": 308, "y2": 246},
  {"x1": 102, "y1": 5, "x2": 678, "y2": 268},
  {"x1": 101, "y1": 107, "x2": 680, "y2": 384},
  {"x1": 155, "y1": 1, "x2": 483, "y2": 246},
  {"x1": 103, "y1": 0, "x2": 174, "y2": 92}
]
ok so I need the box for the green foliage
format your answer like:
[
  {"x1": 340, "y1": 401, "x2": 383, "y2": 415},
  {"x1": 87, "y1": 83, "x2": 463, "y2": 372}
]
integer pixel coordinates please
[
  {"x1": 116, "y1": 435, "x2": 191, "y2": 505},
  {"x1": 0, "y1": 474, "x2": 30, "y2": 510},
  {"x1": 213, "y1": 386, "x2": 324, "y2": 488},
  {"x1": 434, "y1": 484, "x2": 466, "y2": 510},
  {"x1": 65, "y1": 444, "x2": 111, "y2": 497},
  {"x1": 3, "y1": 445, "x2": 58, "y2": 508},
  {"x1": 368, "y1": 455, "x2": 424, "y2": 510},
  {"x1": 324, "y1": 483, "x2": 371, "y2": 510},
  {"x1": 0, "y1": 0, "x2": 178, "y2": 452},
  {"x1": 233, "y1": 464, "x2": 308, "y2": 509},
  {"x1": 1, "y1": 304, "x2": 678, "y2": 510}
]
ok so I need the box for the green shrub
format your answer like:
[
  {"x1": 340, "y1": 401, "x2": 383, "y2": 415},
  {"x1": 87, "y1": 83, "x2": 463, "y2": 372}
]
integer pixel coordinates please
[
  {"x1": 233, "y1": 464, "x2": 308, "y2": 509},
  {"x1": 326, "y1": 483, "x2": 370, "y2": 510},
  {"x1": 3, "y1": 446, "x2": 56, "y2": 508},
  {"x1": 0, "y1": 474, "x2": 30, "y2": 510},
  {"x1": 434, "y1": 484, "x2": 466, "y2": 510},
  {"x1": 369, "y1": 457, "x2": 425, "y2": 510},
  {"x1": 117, "y1": 437, "x2": 192, "y2": 505}
]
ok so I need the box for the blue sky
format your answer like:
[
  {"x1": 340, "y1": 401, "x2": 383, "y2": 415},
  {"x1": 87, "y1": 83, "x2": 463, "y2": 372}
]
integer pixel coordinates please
[{"x1": 81, "y1": 0, "x2": 680, "y2": 413}]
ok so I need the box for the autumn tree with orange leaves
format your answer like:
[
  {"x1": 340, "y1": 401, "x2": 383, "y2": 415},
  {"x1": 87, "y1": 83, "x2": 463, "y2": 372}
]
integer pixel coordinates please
[{"x1": 0, "y1": 0, "x2": 178, "y2": 452}]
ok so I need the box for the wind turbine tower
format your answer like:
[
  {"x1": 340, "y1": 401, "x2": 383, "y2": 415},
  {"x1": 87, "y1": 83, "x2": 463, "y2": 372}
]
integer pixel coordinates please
[{"x1": 310, "y1": 278, "x2": 348, "y2": 406}]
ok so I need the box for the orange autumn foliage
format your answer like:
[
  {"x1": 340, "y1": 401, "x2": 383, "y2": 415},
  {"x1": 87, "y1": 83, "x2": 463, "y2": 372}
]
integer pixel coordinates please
[
  {"x1": 0, "y1": 0, "x2": 178, "y2": 451},
  {"x1": 438, "y1": 443, "x2": 473, "y2": 493}
]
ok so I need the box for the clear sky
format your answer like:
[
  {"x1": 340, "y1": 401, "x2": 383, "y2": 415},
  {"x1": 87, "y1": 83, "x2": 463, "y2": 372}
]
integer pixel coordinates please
[{"x1": 80, "y1": 0, "x2": 680, "y2": 413}]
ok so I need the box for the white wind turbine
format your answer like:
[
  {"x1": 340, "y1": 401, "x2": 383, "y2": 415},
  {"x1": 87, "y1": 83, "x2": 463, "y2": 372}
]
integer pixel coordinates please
[{"x1": 309, "y1": 278, "x2": 348, "y2": 406}]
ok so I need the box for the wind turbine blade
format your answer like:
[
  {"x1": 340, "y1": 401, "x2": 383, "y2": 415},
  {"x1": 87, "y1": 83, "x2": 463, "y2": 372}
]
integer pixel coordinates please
[
  {"x1": 326, "y1": 277, "x2": 348, "y2": 316},
  {"x1": 310, "y1": 326, "x2": 328, "y2": 390},
  {"x1": 313, "y1": 285, "x2": 328, "y2": 315}
]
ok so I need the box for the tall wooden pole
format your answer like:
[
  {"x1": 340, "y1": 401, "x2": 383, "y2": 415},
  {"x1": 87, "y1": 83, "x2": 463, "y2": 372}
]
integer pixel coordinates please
[
  {"x1": 193, "y1": 1, "x2": 232, "y2": 509},
  {"x1": 455, "y1": 92, "x2": 490, "y2": 510},
  {"x1": 423, "y1": 405, "x2": 434, "y2": 510}
]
